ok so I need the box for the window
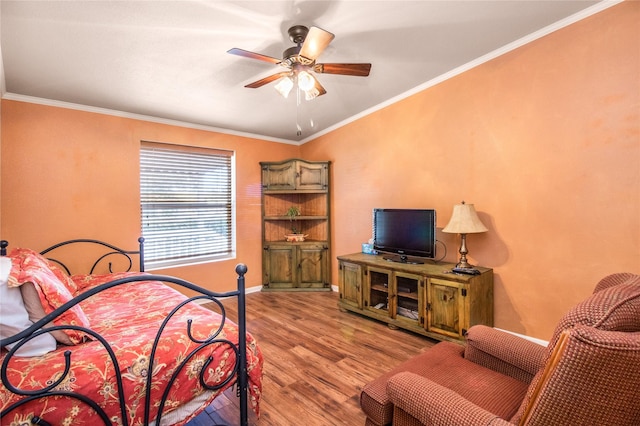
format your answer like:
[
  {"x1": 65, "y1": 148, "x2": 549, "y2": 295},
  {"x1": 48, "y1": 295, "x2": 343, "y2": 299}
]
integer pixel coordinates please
[{"x1": 140, "y1": 142, "x2": 235, "y2": 269}]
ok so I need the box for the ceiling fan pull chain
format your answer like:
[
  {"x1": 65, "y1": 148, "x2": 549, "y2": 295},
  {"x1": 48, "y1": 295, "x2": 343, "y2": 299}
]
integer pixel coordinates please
[{"x1": 296, "y1": 87, "x2": 302, "y2": 136}]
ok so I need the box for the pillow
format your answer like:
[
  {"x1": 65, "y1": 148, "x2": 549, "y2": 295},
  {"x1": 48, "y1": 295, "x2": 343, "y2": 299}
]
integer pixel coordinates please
[
  {"x1": 0, "y1": 257, "x2": 57, "y2": 356},
  {"x1": 47, "y1": 259, "x2": 79, "y2": 294},
  {"x1": 7, "y1": 248, "x2": 79, "y2": 295},
  {"x1": 0, "y1": 256, "x2": 9, "y2": 284},
  {"x1": 8, "y1": 248, "x2": 91, "y2": 345},
  {"x1": 20, "y1": 282, "x2": 75, "y2": 345}
]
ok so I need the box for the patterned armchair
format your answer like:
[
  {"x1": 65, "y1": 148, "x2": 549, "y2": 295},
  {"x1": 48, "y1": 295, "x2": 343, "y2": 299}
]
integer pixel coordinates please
[{"x1": 360, "y1": 273, "x2": 640, "y2": 426}]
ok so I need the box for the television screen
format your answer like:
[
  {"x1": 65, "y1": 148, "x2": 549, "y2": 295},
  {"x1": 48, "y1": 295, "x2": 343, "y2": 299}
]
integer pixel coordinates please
[{"x1": 372, "y1": 208, "x2": 436, "y2": 263}]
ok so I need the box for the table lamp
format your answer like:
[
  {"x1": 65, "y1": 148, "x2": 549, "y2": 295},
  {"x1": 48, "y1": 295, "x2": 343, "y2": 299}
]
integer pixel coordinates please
[{"x1": 442, "y1": 201, "x2": 488, "y2": 268}]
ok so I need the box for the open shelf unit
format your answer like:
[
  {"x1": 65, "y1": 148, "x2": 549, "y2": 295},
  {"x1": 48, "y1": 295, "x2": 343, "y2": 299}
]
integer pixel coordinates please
[{"x1": 260, "y1": 159, "x2": 331, "y2": 291}]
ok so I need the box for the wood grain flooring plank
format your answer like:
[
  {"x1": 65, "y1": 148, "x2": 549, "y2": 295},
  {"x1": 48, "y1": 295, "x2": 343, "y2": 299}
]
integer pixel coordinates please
[{"x1": 189, "y1": 291, "x2": 435, "y2": 425}]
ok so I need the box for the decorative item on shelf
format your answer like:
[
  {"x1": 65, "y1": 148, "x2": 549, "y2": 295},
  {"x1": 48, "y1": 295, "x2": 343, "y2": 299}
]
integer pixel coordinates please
[
  {"x1": 285, "y1": 205, "x2": 301, "y2": 232},
  {"x1": 362, "y1": 238, "x2": 375, "y2": 254},
  {"x1": 442, "y1": 201, "x2": 488, "y2": 268},
  {"x1": 285, "y1": 233, "x2": 308, "y2": 242},
  {"x1": 285, "y1": 205, "x2": 307, "y2": 242}
]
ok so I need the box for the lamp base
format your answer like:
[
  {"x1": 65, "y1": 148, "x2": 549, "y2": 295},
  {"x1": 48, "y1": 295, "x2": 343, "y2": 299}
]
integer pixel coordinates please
[
  {"x1": 455, "y1": 260, "x2": 474, "y2": 269},
  {"x1": 456, "y1": 233, "x2": 473, "y2": 269}
]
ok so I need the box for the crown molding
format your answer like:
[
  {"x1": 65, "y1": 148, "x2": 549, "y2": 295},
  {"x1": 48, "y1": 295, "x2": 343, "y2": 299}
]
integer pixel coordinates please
[
  {"x1": 299, "y1": 0, "x2": 624, "y2": 144},
  {"x1": 1, "y1": 92, "x2": 300, "y2": 146}
]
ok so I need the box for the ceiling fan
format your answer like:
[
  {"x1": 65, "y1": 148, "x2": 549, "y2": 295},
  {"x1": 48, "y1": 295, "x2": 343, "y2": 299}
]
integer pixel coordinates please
[{"x1": 227, "y1": 25, "x2": 371, "y2": 100}]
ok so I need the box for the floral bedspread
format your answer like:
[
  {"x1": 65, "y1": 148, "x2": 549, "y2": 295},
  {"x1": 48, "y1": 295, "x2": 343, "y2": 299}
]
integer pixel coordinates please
[{"x1": 0, "y1": 272, "x2": 263, "y2": 426}]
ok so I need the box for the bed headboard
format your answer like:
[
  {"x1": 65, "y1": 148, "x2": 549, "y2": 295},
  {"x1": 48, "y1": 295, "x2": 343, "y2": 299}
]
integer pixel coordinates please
[
  {"x1": 41, "y1": 237, "x2": 145, "y2": 274},
  {"x1": 0, "y1": 238, "x2": 145, "y2": 274}
]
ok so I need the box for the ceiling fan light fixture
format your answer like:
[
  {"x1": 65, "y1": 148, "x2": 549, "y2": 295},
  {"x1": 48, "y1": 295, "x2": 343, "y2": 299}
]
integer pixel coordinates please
[
  {"x1": 297, "y1": 70, "x2": 315, "y2": 91},
  {"x1": 304, "y1": 87, "x2": 320, "y2": 101},
  {"x1": 229, "y1": 24, "x2": 371, "y2": 109},
  {"x1": 274, "y1": 76, "x2": 294, "y2": 98}
]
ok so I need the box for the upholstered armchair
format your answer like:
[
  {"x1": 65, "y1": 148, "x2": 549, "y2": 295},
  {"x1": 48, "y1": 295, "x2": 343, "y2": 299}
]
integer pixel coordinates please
[{"x1": 360, "y1": 272, "x2": 640, "y2": 426}]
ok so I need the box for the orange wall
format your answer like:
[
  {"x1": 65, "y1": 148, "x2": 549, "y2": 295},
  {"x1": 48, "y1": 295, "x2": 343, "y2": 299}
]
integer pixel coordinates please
[
  {"x1": 302, "y1": 1, "x2": 639, "y2": 339},
  {"x1": 1, "y1": 2, "x2": 638, "y2": 339},
  {"x1": 0, "y1": 101, "x2": 298, "y2": 291}
]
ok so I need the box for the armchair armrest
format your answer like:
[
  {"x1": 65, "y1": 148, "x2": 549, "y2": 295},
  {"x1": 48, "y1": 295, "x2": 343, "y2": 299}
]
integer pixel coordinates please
[
  {"x1": 464, "y1": 325, "x2": 546, "y2": 383},
  {"x1": 387, "y1": 372, "x2": 511, "y2": 426}
]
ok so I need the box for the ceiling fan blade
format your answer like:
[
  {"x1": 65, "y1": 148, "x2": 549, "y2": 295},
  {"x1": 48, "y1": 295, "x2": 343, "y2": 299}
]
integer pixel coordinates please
[
  {"x1": 314, "y1": 63, "x2": 372, "y2": 77},
  {"x1": 299, "y1": 26, "x2": 335, "y2": 61},
  {"x1": 245, "y1": 71, "x2": 291, "y2": 88},
  {"x1": 227, "y1": 48, "x2": 281, "y2": 65},
  {"x1": 314, "y1": 78, "x2": 327, "y2": 97}
]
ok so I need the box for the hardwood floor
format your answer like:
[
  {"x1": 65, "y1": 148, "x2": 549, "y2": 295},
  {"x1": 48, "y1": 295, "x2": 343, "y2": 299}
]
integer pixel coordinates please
[{"x1": 188, "y1": 290, "x2": 436, "y2": 425}]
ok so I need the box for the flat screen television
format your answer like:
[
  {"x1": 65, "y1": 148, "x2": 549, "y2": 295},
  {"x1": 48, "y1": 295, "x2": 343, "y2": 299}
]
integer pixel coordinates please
[{"x1": 372, "y1": 208, "x2": 437, "y2": 264}]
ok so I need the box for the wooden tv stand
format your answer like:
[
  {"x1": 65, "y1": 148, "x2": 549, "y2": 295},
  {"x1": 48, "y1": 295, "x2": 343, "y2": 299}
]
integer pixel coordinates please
[{"x1": 337, "y1": 252, "x2": 493, "y2": 342}]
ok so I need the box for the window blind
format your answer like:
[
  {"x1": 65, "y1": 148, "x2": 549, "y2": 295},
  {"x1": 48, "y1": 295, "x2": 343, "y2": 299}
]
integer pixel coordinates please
[{"x1": 140, "y1": 143, "x2": 234, "y2": 269}]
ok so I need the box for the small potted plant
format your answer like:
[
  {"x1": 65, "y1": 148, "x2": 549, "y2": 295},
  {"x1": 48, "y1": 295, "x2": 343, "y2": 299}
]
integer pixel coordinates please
[{"x1": 285, "y1": 206, "x2": 307, "y2": 241}]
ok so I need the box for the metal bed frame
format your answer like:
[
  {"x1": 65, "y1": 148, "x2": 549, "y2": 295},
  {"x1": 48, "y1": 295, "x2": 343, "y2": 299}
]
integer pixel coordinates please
[{"x1": 0, "y1": 238, "x2": 250, "y2": 426}]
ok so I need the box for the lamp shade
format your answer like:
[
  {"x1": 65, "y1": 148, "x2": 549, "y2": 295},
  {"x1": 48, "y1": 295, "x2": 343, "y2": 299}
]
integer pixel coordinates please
[{"x1": 442, "y1": 201, "x2": 488, "y2": 234}]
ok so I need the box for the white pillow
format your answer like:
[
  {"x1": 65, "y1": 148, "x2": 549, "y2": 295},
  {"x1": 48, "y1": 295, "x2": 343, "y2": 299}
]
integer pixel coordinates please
[
  {"x1": 0, "y1": 257, "x2": 57, "y2": 357},
  {"x1": 0, "y1": 257, "x2": 9, "y2": 285}
]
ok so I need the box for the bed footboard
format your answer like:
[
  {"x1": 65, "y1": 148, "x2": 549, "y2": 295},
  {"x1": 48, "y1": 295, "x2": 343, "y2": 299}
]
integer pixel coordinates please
[{"x1": 0, "y1": 239, "x2": 259, "y2": 426}]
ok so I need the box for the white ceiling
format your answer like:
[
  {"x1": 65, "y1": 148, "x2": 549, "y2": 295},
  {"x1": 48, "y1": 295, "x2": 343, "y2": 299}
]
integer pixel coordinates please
[{"x1": 1, "y1": 1, "x2": 612, "y2": 143}]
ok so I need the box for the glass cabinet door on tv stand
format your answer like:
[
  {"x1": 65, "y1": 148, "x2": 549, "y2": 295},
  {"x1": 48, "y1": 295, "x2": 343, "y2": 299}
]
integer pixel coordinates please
[
  {"x1": 365, "y1": 267, "x2": 425, "y2": 329},
  {"x1": 366, "y1": 267, "x2": 392, "y2": 316},
  {"x1": 394, "y1": 271, "x2": 423, "y2": 324}
]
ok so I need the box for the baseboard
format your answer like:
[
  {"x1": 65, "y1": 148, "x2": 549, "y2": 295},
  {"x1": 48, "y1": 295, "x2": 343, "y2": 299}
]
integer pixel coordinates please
[
  {"x1": 245, "y1": 284, "x2": 338, "y2": 293},
  {"x1": 246, "y1": 285, "x2": 262, "y2": 294}
]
